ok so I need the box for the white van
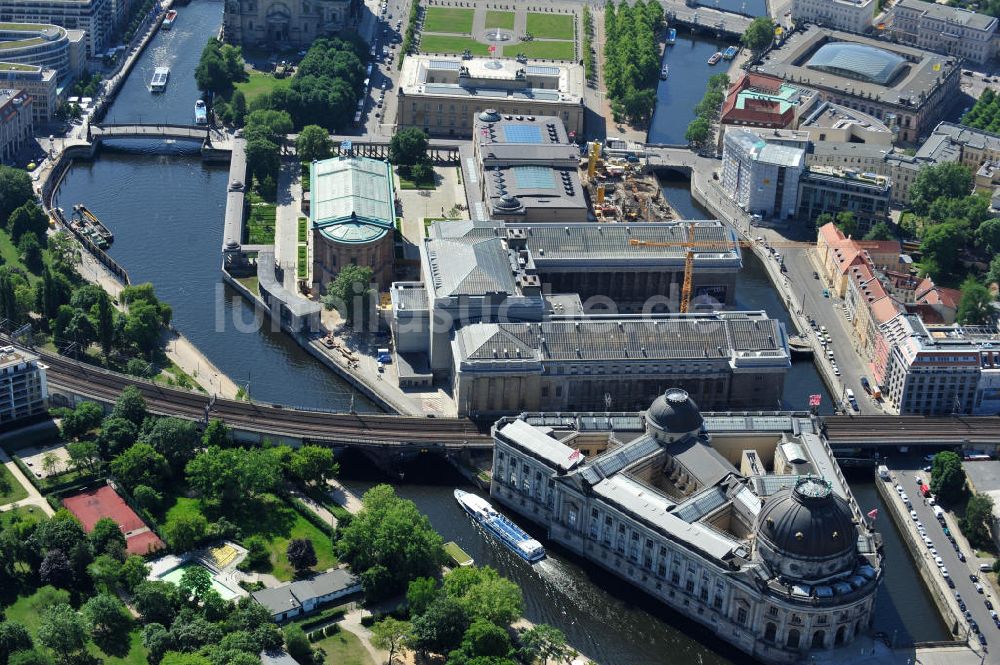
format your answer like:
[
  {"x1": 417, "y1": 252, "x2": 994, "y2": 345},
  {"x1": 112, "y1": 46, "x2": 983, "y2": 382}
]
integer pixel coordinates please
[
  {"x1": 846, "y1": 388, "x2": 855, "y2": 400},
  {"x1": 933, "y1": 505, "x2": 945, "y2": 520}
]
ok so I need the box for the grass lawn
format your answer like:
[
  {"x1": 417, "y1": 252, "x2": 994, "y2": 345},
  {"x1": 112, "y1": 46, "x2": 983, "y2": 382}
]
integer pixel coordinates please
[
  {"x1": 0, "y1": 463, "x2": 29, "y2": 505},
  {"x1": 247, "y1": 201, "x2": 277, "y2": 244},
  {"x1": 297, "y1": 245, "x2": 308, "y2": 279},
  {"x1": 514, "y1": 40, "x2": 575, "y2": 61},
  {"x1": 154, "y1": 360, "x2": 205, "y2": 393},
  {"x1": 164, "y1": 495, "x2": 335, "y2": 582},
  {"x1": 314, "y1": 628, "x2": 374, "y2": 665},
  {"x1": 485, "y1": 10, "x2": 515, "y2": 30},
  {"x1": 3, "y1": 586, "x2": 147, "y2": 664},
  {"x1": 423, "y1": 7, "x2": 474, "y2": 33},
  {"x1": 0, "y1": 505, "x2": 47, "y2": 529},
  {"x1": 235, "y1": 70, "x2": 291, "y2": 104},
  {"x1": 237, "y1": 275, "x2": 259, "y2": 294},
  {"x1": 298, "y1": 217, "x2": 308, "y2": 243},
  {"x1": 526, "y1": 12, "x2": 576, "y2": 40},
  {"x1": 419, "y1": 34, "x2": 490, "y2": 56},
  {"x1": 398, "y1": 171, "x2": 437, "y2": 190}
]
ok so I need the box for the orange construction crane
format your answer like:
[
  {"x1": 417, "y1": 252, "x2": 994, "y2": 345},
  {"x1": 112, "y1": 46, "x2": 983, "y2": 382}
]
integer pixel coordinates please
[{"x1": 629, "y1": 237, "x2": 814, "y2": 313}]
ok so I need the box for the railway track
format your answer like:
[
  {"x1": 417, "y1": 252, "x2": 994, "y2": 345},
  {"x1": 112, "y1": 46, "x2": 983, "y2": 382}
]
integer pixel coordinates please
[{"x1": 30, "y1": 344, "x2": 1000, "y2": 449}]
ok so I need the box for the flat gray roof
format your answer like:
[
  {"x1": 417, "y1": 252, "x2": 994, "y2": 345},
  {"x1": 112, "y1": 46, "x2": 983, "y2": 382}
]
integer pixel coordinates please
[
  {"x1": 497, "y1": 419, "x2": 583, "y2": 471},
  {"x1": 895, "y1": 0, "x2": 998, "y2": 30}
]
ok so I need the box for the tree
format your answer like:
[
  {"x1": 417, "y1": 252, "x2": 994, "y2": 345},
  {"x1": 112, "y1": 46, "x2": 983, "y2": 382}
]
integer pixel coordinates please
[
  {"x1": 962, "y1": 493, "x2": 995, "y2": 549},
  {"x1": 241, "y1": 535, "x2": 270, "y2": 571},
  {"x1": 412, "y1": 596, "x2": 469, "y2": 655},
  {"x1": 59, "y1": 400, "x2": 104, "y2": 440},
  {"x1": 230, "y1": 90, "x2": 248, "y2": 127},
  {"x1": 449, "y1": 619, "x2": 513, "y2": 663},
  {"x1": 89, "y1": 517, "x2": 126, "y2": 558},
  {"x1": 82, "y1": 593, "x2": 131, "y2": 643},
  {"x1": 407, "y1": 576, "x2": 440, "y2": 617},
  {"x1": 36, "y1": 604, "x2": 87, "y2": 660},
  {"x1": 834, "y1": 211, "x2": 857, "y2": 238},
  {"x1": 370, "y1": 617, "x2": 413, "y2": 665},
  {"x1": 957, "y1": 277, "x2": 994, "y2": 325},
  {"x1": 141, "y1": 623, "x2": 171, "y2": 665},
  {"x1": 410, "y1": 161, "x2": 432, "y2": 185},
  {"x1": 930, "y1": 451, "x2": 967, "y2": 504},
  {"x1": 66, "y1": 441, "x2": 101, "y2": 475},
  {"x1": 133, "y1": 581, "x2": 181, "y2": 626},
  {"x1": 742, "y1": 17, "x2": 774, "y2": 53},
  {"x1": 141, "y1": 417, "x2": 201, "y2": 474},
  {"x1": 296, "y1": 125, "x2": 333, "y2": 162},
  {"x1": 17, "y1": 234, "x2": 42, "y2": 274},
  {"x1": 286, "y1": 539, "x2": 317, "y2": 573},
  {"x1": 389, "y1": 128, "x2": 429, "y2": 167},
  {"x1": 622, "y1": 88, "x2": 655, "y2": 124},
  {"x1": 195, "y1": 38, "x2": 246, "y2": 96},
  {"x1": 8, "y1": 201, "x2": 47, "y2": 244},
  {"x1": 112, "y1": 385, "x2": 147, "y2": 427},
  {"x1": 920, "y1": 222, "x2": 965, "y2": 278},
  {"x1": 283, "y1": 624, "x2": 313, "y2": 664},
  {"x1": 119, "y1": 555, "x2": 151, "y2": 592},
  {"x1": 169, "y1": 614, "x2": 222, "y2": 653},
  {"x1": 87, "y1": 554, "x2": 122, "y2": 591},
  {"x1": 684, "y1": 117, "x2": 711, "y2": 147},
  {"x1": 111, "y1": 442, "x2": 169, "y2": 491},
  {"x1": 162, "y1": 512, "x2": 209, "y2": 552},
  {"x1": 290, "y1": 445, "x2": 338, "y2": 487},
  {"x1": 863, "y1": 222, "x2": 894, "y2": 241},
  {"x1": 178, "y1": 564, "x2": 213, "y2": 602},
  {"x1": 160, "y1": 654, "x2": 212, "y2": 665},
  {"x1": 93, "y1": 288, "x2": 115, "y2": 357},
  {"x1": 97, "y1": 417, "x2": 138, "y2": 458},
  {"x1": 32, "y1": 511, "x2": 88, "y2": 557},
  {"x1": 519, "y1": 624, "x2": 569, "y2": 665},
  {"x1": 201, "y1": 419, "x2": 232, "y2": 448},
  {"x1": 444, "y1": 567, "x2": 523, "y2": 627},
  {"x1": 39, "y1": 550, "x2": 74, "y2": 589},
  {"x1": 0, "y1": 166, "x2": 34, "y2": 222},
  {"x1": 0, "y1": 621, "x2": 33, "y2": 665},
  {"x1": 184, "y1": 446, "x2": 281, "y2": 508},
  {"x1": 321, "y1": 264, "x2": 374, "y2": 325},
  {"x1": 337, "y1": 484, "x2": 445, "y2": 600},
  {"x1": 124, "y1": 300, "x2": 164, "y2": 356},
  {"x1": 909, "y1": 163, "x2": 973, "y2": 215}
]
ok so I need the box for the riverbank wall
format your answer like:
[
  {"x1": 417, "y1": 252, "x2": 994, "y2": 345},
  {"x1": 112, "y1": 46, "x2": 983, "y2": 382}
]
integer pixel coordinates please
[{"x1": 875, "y1": 476, "x2": 964, "y2": 643}]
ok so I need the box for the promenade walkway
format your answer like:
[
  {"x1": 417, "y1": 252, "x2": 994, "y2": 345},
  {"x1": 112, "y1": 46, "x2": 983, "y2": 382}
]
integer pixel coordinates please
[{"x1": 0, "y1": 447, "x2": 54, "y2": 518}]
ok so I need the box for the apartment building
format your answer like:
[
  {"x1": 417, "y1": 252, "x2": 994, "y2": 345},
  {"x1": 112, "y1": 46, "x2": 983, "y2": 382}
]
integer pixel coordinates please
[
  {"x1": 0, "y1": 346, "x2": 48, "y2": 425},
  {"x1": 0, "y1": 89, "x2": 33, "y2": 163},
  {"x1": 0, "y1": 0, "x2": 113, "y2": 56}
]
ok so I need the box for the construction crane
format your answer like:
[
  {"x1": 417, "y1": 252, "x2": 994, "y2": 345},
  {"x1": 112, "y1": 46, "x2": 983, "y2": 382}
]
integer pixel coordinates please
[{"x1": 629, "y1": 236, "x2": 815, "y2": 313}]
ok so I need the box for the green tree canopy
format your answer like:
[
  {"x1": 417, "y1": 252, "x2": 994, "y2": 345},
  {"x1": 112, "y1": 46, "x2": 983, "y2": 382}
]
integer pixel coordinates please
[
  {"x1": 370, "y1": 617, "x2": 413, "y2": 664},
  {"x1": 110, "y1": 442, "x2": 169, "y2": 491},
  {"x1": 336, "y1": 484, "x2": 445, "y2": 600},
  {"x1": 141, "y1": 417, "x2": 202, "y2": 474},
  {"x1": 412, "y1": 596, "x2": 469, "y2": 656},
  {"x1": 863, "y1": 222, "x2": 894, "y2": 241},
  {"x1": 8, "y1": 201, "x2": 48, "y2": 244},
  {"x1": 295, "y1": 125, "x2": 333, "y2": 162},
  {"x1": 407, "y1": 576, "x2": 440, "y2": 616},
  {"x1": 184, "y1": 446, "x2": 281, "y2": 509},
  {"x1": 957, "y1": 277, "x2": 994, "y2": 325},
  {"x1": 443, "y1": 566, "x2": 523, "y2": 627},
  {"x1": 289, "y1": 444, "x2": 338, "y2": 487},
  {"x1": 920, "y1": 222, "x2": 965, "y2": 279},
  {"x1": 930, "y1": 451, "x2": 967, "y2": 504},
  {"x1": 389, "y1": 128, "x2": 430, "y2": 167},
  {"x1": 111, "y1": 385, "x2": 148, "y2": 427},
  {"x1": 321, "y1": 264, "x2": 375, "y2": 325},
  {"x1": 909, "y1": 163, "x2": 973, "y2": 215},
  {"x1": 962, "y1": 493, "x2": 995, "y2": 550},
  {"x1": 36, "y1": 604, "x2": 87, "y2": 660},
  {"x1": 742, "y1": 17, "x2": 774, "y2": 52},
  {"x1": 0, "y1": 166, "x2": 34, "y2": 222}
]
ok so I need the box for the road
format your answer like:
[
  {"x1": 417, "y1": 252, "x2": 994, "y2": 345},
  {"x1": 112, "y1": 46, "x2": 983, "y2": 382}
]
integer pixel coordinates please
[{"x1": 883, "y1": 460, "x2": 997, "y2": 661}]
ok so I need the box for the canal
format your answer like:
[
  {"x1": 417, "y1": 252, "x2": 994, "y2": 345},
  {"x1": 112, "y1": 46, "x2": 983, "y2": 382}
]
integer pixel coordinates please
[{"x1": 54, "y1": 5, "x2": 946, "y2": 661}]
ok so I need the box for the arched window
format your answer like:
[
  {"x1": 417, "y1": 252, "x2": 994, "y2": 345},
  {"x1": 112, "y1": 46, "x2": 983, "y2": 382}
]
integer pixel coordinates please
[
  {"x1": 787, "y1": 629, "x2": 800, "y2": 649},
  {"x1": 811, "y1": 630, "x2": 826, "y2": 649},
  {"x1": 764, "y1": 622, "x2": 777, "y2": 642},
  {"x1": 835, "y1": 626, "x2": 846, "y2": 646},
  {"x1": 854, "y1": 619, "x2": 862, "y2": 638}
]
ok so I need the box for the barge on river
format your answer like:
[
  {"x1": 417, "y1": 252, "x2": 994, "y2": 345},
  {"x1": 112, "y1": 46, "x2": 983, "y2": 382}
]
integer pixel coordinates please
[{"x1": 71, "y1": 205, "x2": 114, "y2": 249}]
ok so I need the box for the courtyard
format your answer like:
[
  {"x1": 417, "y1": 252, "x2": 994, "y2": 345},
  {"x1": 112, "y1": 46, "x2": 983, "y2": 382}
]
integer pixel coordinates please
[{"x1": 416, "y1": 3, "x2": 578, "y2": 62}]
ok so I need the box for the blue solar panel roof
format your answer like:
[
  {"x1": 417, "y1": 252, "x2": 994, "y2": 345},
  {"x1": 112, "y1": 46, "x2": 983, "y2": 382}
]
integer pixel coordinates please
[
  {"x1": 502, "y1": 124, "x2": 543, "y2": 144},
  {"x1": 513, "y1": 165, "x2": 555, "y2": 189}
]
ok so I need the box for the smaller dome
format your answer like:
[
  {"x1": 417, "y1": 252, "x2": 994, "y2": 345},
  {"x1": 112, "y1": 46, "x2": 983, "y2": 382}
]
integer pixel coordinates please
[
  {"x1": 757, "y1": 477, "x2": 858, "y2": 564},
  {"x1": 645, "y1": 389, "x2": 703, "y2": 434},
  {"x1": 478, "y1": 109, "x2": 501, "y2": 122},
  {"x1": 496, "y1": 194, "x2": 521, "y2": 210}
]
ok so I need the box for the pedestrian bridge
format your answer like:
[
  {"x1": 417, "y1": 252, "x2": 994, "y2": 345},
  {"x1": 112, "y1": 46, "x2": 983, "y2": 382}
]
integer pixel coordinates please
[{"x1": 88, "y1": 123, "x2": 232, "y2": 149}]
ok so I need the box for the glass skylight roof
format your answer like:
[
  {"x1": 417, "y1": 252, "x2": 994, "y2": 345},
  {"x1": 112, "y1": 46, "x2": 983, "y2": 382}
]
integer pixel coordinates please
[
  {"x1": 805, "y1": 42, "x2": 906, "y2": 86},
  {"x1": 502, "y1": 124, "x2": 543, "y2": 143}
]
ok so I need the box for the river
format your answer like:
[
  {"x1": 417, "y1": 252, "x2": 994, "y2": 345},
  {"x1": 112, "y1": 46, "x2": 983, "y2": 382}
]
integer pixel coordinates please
[{"x1": 54, "y1": 6, "x2": 945, "y2": 662}]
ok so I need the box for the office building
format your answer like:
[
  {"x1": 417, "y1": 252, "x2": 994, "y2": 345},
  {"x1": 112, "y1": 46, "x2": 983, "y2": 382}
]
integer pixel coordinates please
[
  {"x1": 0, "y1": 89, "x2": 32, "y2": 163},
  {"x1": 309, "y1": 155, "x2": 395, "y2": 291},
  {"x1": 0, "y1": 23, "x2": 84, "y2": 82},
  {"x1": 719, "y1": 73, "x2": 819, "y2": 137},
  {"x1": 890, "y1": 0, "x2": 998, "y2": 65},
  {"x1": 797, "y1": 101, "x2": 892, "y2": 145},
  {"x1": 397, "y1": 55, "x2": 585, "y2": 138},
  {"x1": 0, "y1": 0, "x2": 112, "y2": 57},
  {"x1": 721, "y1": 129, "x2": 804, "y2": 220},
  {"x1": 755, "y1": 27, "x2": 962, "y2": 144},
  {"x1": 455, "y1": 312, "x2": 790, "y2": 415},
  {"x1": 0, "y1": 346, "x2": 48, "y2": 425},
  {"x1": 792, "y1": 0, "x2": 875, "y2": 34},
  {"x1": 0, "y1": 63, "x2": 57, "y2": 122},
  {"x1": 491, "y1": 391, "x2": 881, "y2": 664},
  {"x1": 223, "y1": 0, "x2": 352, "y2": 47},
  {"x1": 796, "y1": 166, "x2": 891, "y2": 231},
  {"x1": 389, "y1": 219, "x2": 744, "y2": 384},
  {"x1": 473, "y1": 111, "x2": 587, "y2": 223}
]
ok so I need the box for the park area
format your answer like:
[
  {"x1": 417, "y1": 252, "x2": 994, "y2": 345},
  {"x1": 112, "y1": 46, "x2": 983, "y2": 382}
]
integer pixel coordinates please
[
  {"x1": 526, "y1": 12, "x2": 575, "y2": 39},
  {"x1": 423, "y1": 7, "x2": 475, "y2": 33},
  {"x1": 420, "y1": 34, "x2": 490, "y2": 56},
  {"x1": 417, "y1": 7, "x2": 578, "y2": 61}
]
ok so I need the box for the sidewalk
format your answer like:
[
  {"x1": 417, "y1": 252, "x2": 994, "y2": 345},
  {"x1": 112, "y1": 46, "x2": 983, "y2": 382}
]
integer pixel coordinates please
[{"x1": 0, "y1": 448, "x2": 55, "y2": 517}]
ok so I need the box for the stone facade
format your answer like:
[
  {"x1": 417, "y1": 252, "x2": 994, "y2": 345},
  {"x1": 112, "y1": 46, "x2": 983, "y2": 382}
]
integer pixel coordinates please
[{"x1": 223, "y1": 0, "x2": 352, "y2": 47}]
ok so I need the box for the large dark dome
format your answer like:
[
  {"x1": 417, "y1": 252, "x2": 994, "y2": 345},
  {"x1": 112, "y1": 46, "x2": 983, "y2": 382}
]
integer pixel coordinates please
[
  {"x1": 645, "y1": 389, "x2": 703, "y2": 434},
  {"x1": 757, "y1": 477, "x2": 857, "y2": 561}
]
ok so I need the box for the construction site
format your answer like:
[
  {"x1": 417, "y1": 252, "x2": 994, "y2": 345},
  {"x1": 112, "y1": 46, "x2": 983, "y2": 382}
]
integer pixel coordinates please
[{"x1": 580, "y1": 140, "x2": 679, "y2": 223}]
